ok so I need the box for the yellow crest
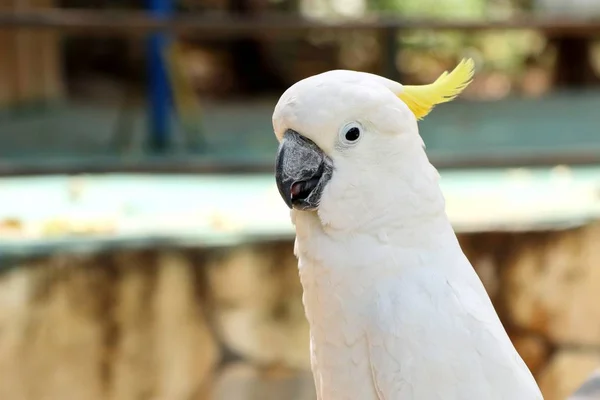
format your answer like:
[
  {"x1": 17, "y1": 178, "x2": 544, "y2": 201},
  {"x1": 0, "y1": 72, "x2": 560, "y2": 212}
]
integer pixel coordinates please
[{"x1": 398, "y1": 58, "x2": 474, "y2": 120}]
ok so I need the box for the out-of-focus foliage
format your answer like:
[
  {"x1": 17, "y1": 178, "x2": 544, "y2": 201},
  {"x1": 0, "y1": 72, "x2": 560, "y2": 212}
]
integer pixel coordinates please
[
  {"x1": 369, "y1": 0, "x2": 485, "y2": 18},
  {"x1": 294, "y1": 0, "x2": 556, "y2": 99},
  {"x1": 396, "y1": 30, "x2": 551, "y2": 98}
]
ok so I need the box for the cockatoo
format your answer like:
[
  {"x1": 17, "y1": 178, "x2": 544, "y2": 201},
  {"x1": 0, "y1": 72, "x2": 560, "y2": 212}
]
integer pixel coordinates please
[{"x1": 272, "y1": 59, "x2": 544, "y2": 399}]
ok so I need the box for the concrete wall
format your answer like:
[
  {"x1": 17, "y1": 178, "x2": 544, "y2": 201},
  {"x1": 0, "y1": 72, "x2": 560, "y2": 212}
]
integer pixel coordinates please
[{"x1": 1, "y1": 224, "x2": 599, "y2": 400}]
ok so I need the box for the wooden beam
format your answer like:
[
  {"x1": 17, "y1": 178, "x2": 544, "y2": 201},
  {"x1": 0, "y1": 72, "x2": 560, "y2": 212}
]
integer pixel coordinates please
[{"x1": 0, "y1": 10, "x2": 599, "y2": 38}]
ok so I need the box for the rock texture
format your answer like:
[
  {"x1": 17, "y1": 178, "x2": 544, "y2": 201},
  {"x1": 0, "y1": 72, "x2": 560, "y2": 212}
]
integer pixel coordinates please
[
  {"x1": 538, "y1": 352, "x2": 600, "y2": 400},
  {"x1": 0, "y1": 222, "x2": 599, "y2": 399},
  {"x1": 502, "y1": 224, "x2": 600, "y2": 346}
]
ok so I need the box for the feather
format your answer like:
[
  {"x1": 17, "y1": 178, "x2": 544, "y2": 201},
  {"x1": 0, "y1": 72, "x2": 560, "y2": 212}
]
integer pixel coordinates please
[{"x1": 398, "y1": 58, "x2": 475, "y2": 120}]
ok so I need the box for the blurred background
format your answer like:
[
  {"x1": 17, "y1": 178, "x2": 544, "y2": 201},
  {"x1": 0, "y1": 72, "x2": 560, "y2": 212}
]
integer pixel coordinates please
[{"x1": 0, "y1": 0, "x2": 600, "y2": 399}]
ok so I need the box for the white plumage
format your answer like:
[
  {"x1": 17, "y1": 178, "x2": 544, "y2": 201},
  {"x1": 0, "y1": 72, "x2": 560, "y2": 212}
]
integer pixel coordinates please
[{"x1": 272, "y1": 66, "x2": 544, "y2": 399}]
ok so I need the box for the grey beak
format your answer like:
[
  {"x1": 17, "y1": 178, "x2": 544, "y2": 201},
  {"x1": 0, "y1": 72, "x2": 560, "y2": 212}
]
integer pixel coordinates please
[{"x1": 275, "y1": 129, "x2": 332, "y2": 211}]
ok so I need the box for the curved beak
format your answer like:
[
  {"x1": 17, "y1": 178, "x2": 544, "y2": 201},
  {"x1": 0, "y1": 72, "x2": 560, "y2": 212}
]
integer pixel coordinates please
[{"x1": 275, "y1": 130, "x2": 332, "y2": 211}]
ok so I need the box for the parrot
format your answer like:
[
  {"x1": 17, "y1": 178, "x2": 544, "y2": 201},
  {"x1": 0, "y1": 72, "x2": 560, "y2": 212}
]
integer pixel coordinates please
[{"x1": 272, "y1": 59, "x2": 545, "y2": 400}]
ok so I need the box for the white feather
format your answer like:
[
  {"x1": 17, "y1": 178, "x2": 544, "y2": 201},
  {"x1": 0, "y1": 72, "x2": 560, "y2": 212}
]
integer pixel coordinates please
[{"x1": 274, "y1": 70, "x2": 543, "y2": 400}]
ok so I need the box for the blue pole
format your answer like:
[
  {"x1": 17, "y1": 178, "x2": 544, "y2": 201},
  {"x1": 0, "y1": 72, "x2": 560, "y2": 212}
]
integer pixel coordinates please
[{"x1": 147, "y1": 0, "x2": 174, "y2": 152}]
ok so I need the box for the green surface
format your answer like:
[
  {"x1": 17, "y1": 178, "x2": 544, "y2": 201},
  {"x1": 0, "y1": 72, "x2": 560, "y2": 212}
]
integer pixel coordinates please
[{"x1": 0, "y1": 91, "x2": 599, "y2": 167}]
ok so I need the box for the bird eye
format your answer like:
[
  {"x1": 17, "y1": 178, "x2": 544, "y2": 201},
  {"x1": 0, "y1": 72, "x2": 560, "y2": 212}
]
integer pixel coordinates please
[
  {"x1": 340, "y1": 122, "x2": 362, "y2": 145},
  {"x1": 345, "y1": 127, "x2": 360, "y2": 141}
]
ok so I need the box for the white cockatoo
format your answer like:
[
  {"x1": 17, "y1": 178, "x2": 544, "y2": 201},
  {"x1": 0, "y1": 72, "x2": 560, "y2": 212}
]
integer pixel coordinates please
[{"x1": 272, "y1": 59, "x2": 544, "y2": 400}]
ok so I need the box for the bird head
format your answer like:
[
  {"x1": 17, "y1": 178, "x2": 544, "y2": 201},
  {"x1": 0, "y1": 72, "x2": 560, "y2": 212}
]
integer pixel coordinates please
[{"x1": 273, "y1": 59, "x2": 474, "y2": 231}]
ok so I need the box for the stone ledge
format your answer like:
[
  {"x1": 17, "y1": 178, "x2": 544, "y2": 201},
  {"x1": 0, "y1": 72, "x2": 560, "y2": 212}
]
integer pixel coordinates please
[{"x1": 0, "y1": 225, "x2": 599, "y2": 398}]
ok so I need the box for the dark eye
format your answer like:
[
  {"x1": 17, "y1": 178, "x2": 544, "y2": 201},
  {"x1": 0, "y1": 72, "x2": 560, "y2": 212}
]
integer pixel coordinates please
[
  {"x1": 344, "y1": 127, "x2": 360, "y2": 142},
  {"x1": 339, "y1": 122, "x2": 363, "y2": 146}
]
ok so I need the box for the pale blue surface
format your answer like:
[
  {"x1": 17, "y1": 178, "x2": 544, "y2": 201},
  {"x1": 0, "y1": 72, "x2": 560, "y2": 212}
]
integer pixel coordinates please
[{"x1": 1, "y1": 165, "x2": 599, "y2": 257}]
